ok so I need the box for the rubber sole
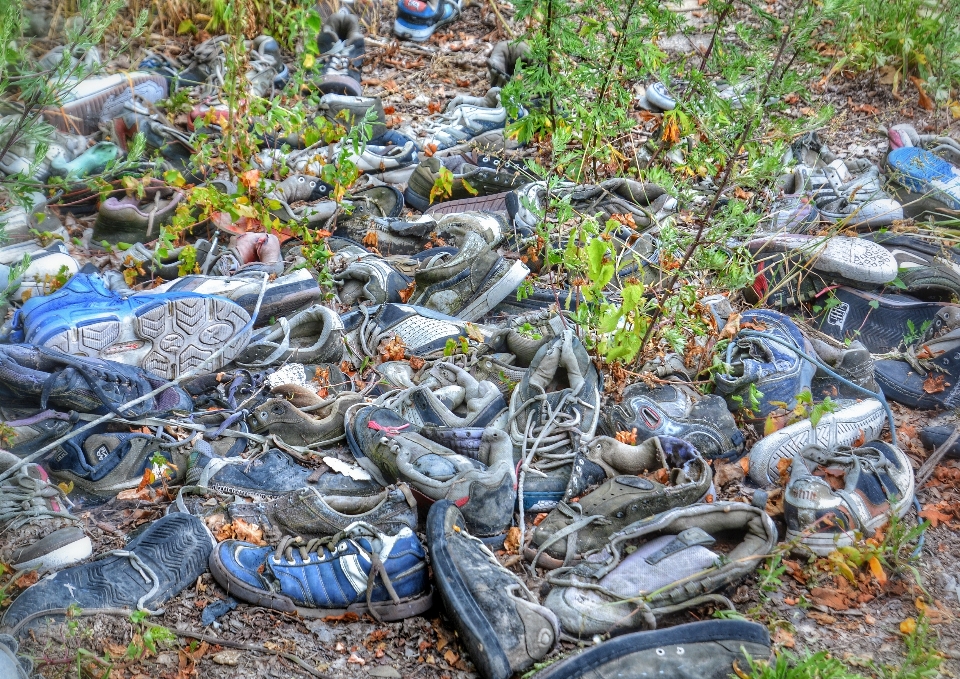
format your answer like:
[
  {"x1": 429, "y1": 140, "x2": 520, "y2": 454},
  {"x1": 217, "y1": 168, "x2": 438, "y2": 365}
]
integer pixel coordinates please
[
  {"x1": 209, "y1": 545, "x2": 433, "y2": 622},
  {"x1": 813, "y1": 286, "x2": 952, "y2": 353},
  {"x1": 425, "y1": 191, "x2": 511, "y2": 216},
  {"x1": 12, "y1": 530, "x2": 93, "y2": 573},
  {"x1": 457, "y1": 259, "x2": 530, "y2": 321},
  {"x1": 40, "y1": 297, "x2": 251, "y2": 380}
]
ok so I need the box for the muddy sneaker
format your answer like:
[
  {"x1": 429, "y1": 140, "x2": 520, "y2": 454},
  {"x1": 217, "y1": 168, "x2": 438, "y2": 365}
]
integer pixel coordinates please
[
  {"x1": 148, "y1": 269, "x2": 322, "y2": 326},
  {"x1": 427, "y1": 500, "x2": 558, "y2": 679},
  {"x1": 887, "y1": 146, "x2": 960, "y2": 212},
  {"x1": 236, "y1": 304, "x2": 344, "y2": 367},
  {"x1": 532, "y1": 620, "x2": 771, "y2": 679},
  {"x1": 410, "y1": 230, "x2": 529, "y2": 322},
  {"x1": 747, "y1": 398, "x2": 887, "y2": 487},
  {"x1": 393, "y1": 0, "x2": 462, "y2": 42},
  {"x1": 91, "y1": 181, "x2": 184, "y2": 246},
  {"x1": 543, "y1": 502, "x2": 777, "y2": 637},
  {"x1": 0, "y1": 344, "x2": 192, "y2": 417},
  {"x1": 0, "y1": 408, "x2": 76, "y2": 457},
  {"x1": 874, "y1": 328, "x2": 960, "y2": 408},
  {"x1": 0, "y1": 449, "x2": 92, "y2": 572},
  {"x1": 508, "y1": 329, "x2": 602, "y2": 512},
  {"x1": 804, "y1": 324, "x2": 877, "y2": 399},
  {"x1": 418, "y1": 88, "x2": 512, "y2": 154},
  {"x1": 813, "y1": 165, "x2": 903, "y2": 229},
  {"x1": 2, "y1": 514, "x2": 213, "y2": 634},
  {"x1": 341, "y1": 302, "x2": 502, "y2": 359},
  {"x1": 403, "y1": 154, "x2": 528, "y2": 212},
  {"x1": 248, "y1": 393, "x2": 365, "y2": 446},
  {"x1": 45, "y1": 427, "x2": 198, "y2": 497},
  {"x1": 351, "y1": 409, "x2": 516, "y2": 535},
  {"x1": 12, "y1": 272, "x2": 251, "y2": 380},
  {"x1": 714, "y1": 309, "x2": 816, "y2": 420},
  {"x1": 487, "y1": 40, "x2": 531, "y2": 87},
  {"x1": 187, "y1": 446, "x2": 383, "y2": 501},
  {"x1": 813, "y1": 286, "x2": 960, "y2": 353},
  {"x1": 527, "y1": 436, "x2": 712, "y2": 569},
  {"x1": 225, "y1": 484, "x2": 418, "y2": 541},
  {"x1": 381, "y1": 363, "x2": 506, "y2": 428},
  {"x1": 784, "y1": 441, "x2": 915, "y2": 555},
  {"x1": 861, "y1": 231, "x2": 960, "y2": 300},
  {"x1": 603, "y1": 379, "x2": 744, "y2": 460},
  {"x1": 0, "y1": 635, "x2": 31, "y2": 679},
  {"x1": 209, "y1": 522, "x2": 432, "y2": 621},
  {"x1": 2, "y1": 513, "x2": 212, "y2": 633},
  {"x1": 333, "y1": 246, "x2": 413, "y2": 306}
]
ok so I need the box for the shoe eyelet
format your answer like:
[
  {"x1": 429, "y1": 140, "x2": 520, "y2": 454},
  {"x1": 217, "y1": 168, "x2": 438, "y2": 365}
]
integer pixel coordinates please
[
  {"x1": 615, "y1": 511, "x2": 624, "y2": 518},
  {"x1": 297, "y1": 176, "x2": 305, "y2": 183},
  {"x1": 676, "y1": 647, "x2": 684, "y2": 655},
  {"x1": 656, "y1": 648, "x2": 665, "y2": 656}
]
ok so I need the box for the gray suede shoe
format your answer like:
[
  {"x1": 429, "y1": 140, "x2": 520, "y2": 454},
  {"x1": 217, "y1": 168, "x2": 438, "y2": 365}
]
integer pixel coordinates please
[
  {"x1": 249, "y1": 392, "x2": 365, "y2": 446},
  {"x1": 544, "y1": 502, "x2": 777, "y2": 638}
]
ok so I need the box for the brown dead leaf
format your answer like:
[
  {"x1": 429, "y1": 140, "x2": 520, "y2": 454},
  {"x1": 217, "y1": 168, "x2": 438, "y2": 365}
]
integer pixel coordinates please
[
  {"x1": 443, "y1": 650, "x2": 459, "y2": 666},
  {"x1": 398, "y1": 280, "x2": 416, "y2": 303},
  {"x1": 362, "y1": 231, "x2": 378, "y2": 249},
  {"x1": 427, "y1": 101, "x2": 443, "y2": 114},
  {"x1": 379, "y1": 335, "x2": 406, "y2": 362},
  {"x1": 424, "y1": 143, "x2": 439, "y2": 158},
  {"x1": 739, "y1": 456, "x2": 750, "y2": 475},
  {"x1": 772, "y1": 628, "x2": 795, "y2": 648},
  {"x1": 850, "y1": 102, "x2": 881, "y2": 115},
  {"x1": 733, "y1": 187, "x2": 753, "y2": 200},
  {"x1": 810, "y1": 586, "x2": 851, "y2": 610},
  {"x1": 919, "y1": 506, "x2": 953, "y2": 528},
  {"x1": 382, "y1": 79, "x2": 399, "y2": 94},
  {"x1": 326, "y1": 612, "x2": 361, "y2": 624},
  {"x1": 868, "y1": 556, "x2": 887, "y2": 585},
  {"x1": 900, "y1": 617, "x2": 917, "y2": 634},
  {"x1": 215, "y1": 518, "x2": 266, "y2": 545},
  {"x1": 615, "y1": 428, "x2": 638, "y2": 444},
  {"x1": 14, "y1": 571, "x2": 39, "y2": 589},
  {"x1": 922, "y1": 374, "x2": 947, "y2": 394},
  {"x1": 910, "y1": 77, "x2": 935, "y2": 111},
  {"x1": 776, "y1": 458, "x2": 793, "y2": 484},
  {"x1": 503, "y1": 526, "x2": 521, "y2": 553},
  {"x1": 238, "y1": 169, "x2": 260, "y2": 191},
  {"x1": 719, "y1": 312, "x2": 741, "y2": 340},
  {"x1": 661, "y1": 116, "x2": 680, "y2": 144},
  {"x1": 808, "y1": 611, "x2": 837, "y2": 625},
  {"x1": 532, "y1": 513, "x2": 548, "y2": 526},
  {"x1": 784, "y1": 92, "x2": 799, "y2": 104},
  {"x1": 714, "y1": 459, "x2": 745, "y2": 487},
  {"x1": 464, "y1": 322, "x2": 485, "y2": 343}
]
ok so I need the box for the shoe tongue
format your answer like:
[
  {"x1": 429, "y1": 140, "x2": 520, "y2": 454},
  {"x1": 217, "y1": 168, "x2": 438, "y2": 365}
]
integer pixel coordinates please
[{"x1": 82, "y1": 434, "x2": 125, "y2": 465}]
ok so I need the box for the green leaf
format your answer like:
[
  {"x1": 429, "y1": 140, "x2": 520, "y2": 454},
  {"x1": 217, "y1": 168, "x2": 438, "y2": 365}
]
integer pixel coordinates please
[{"x1": 177, "y1": 19, "x2": 196, "y2": 34}]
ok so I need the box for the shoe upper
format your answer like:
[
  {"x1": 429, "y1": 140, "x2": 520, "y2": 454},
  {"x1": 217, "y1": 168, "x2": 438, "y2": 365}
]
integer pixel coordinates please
[
  {"x1": 247, "y1": 393, "x2": 363, "y2": 446},
  {"x1": 487, "y1": 40, "x2": 532, "y2": 87},
  {"x1": 213, "y1": 522, "x2": 429, "y2": 610},
  {"x1": 333, "y1": 246, "x2": 413, "y2": 306},
  {"x1": 604, "y1": 380, "x2": 744, "y2": 460},
  {"x1": 714, "y1": 309, "x2": 817, "y2": 418},
  {"x1": 861, "y1": 231, "x2": 960, "y2": 300},
  {"x1": 237, "y1": 303, "x2": 345, "y2": 367},
  {"x1": 381, "y1": 364, "x2": 507, "y2": 428}
]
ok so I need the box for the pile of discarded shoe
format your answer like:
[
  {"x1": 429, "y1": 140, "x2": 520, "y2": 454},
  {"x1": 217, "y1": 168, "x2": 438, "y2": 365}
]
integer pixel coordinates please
[{"x1": 0, "y1": 1, "x2": 950, "y2": 677}]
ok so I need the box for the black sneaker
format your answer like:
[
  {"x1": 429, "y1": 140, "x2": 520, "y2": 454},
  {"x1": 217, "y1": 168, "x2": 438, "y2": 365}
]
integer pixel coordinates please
[
  {"x1": 604, "y1": 379, "x2": 744, "y2": 460},
  {"x1": 427, "y1": 501, "x2": 558, "y2": 679},
  {"x1": 1, "y1": 513, "x2": 212, "y2": 634},
  {"x1": 530, "y1": 620, "x2": 770, "y2": 679},
  {"x1": 875, "y1": 326, "x2": 960, "y2": 408},
  {"x1": 0, "y1": 344, "x2": 192, "y2": 417},
  {"x1": 812, "y1": 286, "x2": 960, "y2": 353},
  {"x1": 861, "y1": 231, "x2": 960, "y2": 300}
]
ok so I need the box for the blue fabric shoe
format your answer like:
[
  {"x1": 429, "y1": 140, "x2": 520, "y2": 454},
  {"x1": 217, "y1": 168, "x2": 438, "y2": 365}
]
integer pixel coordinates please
[
  {"x1": 11, "y1": 273, "x2": 251, "y2": 380},
  {"x1": 209, "y1": 522, "x2": 432, "y2": 621},
  {"x1": 714, "y1": 309, "x2": 816, "y2": 419},
  {"x1": 887, "y1": 146, "x2": 960, "y2": 211},
  {"x1": 393, "y1": 0, "x2": 462, "y2": 41}
]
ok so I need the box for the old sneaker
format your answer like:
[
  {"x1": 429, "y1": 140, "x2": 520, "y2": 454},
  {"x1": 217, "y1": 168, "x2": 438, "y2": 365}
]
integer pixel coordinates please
[
  {"x1": 0, "y1": 408, "x2": 75, "y2": 457},
  {"x1": 403, "y1": 154, "x2": 528, "y2": 212},
  {"x1": 427, "y1": 500, "x2": 558, "y2": 679},
  {"x1": 12, "y1": 272, "x2": 251, "y2": 380},
  {"x1": 0, "y1": 344, "x2": 192, "y2": 417},
  {"x1": 419, "y1": 88, "x2": 514, "y2": 154},
  {"x1": 381, "y1": 363, "x2": 506, "y2": 428},
  {"x1": 316, "y1": 10, "x2": 364, "y2": 96},
  {"x1": 209, "y1": 522, "x2": 432, "y2": 621},
  {"x1": 248, "y1": 393, "x2": 365, "y2": 446},
  {"x1": 0, "y1": 635, "x2": 31, "y2": 679},
  {"x1": 92, "y1": 181, "x2": 184, "y2": 246},
  {"x1": 544, "y1": 502, "x2": 777, "y2": 637},
  {"x1": 2, "y1": 513, "x2": 212, "y2": 633},
  {"x1": 747, "y1": 398, "x2": 887, "y2": 487},
  {"x1": 874, "y1": 327, "x2": 960, "y2": 408},
  {"x1": 487, "y1": 40, "x2": 531, "y2": 87},
  {"x1": 393, "y1": 0, "x2": 462, "y2": 42},
  {"x1": 861, "y1": 231, "x2": 960, "y2": 300},
  {"x1": 509, "y1": 329, "x2": 602, "y2": 511},
  {"x1": 784, "y1": 441, "x2": 915, "y2": 555},
  {"x1": 0, "y1": 449, "x2": 92, "y2": 572},
  {"x1": 603, "y1": 379, "x2": 744, "y2": 460},
  {"x1": 333, "y1": 246, "x2": 413, "y2": 306},
  {"x1": 746, "y1": 234, "x2": 898, "y2": 288},
  {"x1": 528, "y1": 436, "x2": 712, "y2": 568},
  {"x1": 236, "y1": 304, "x2": 344, "y2": 367},
  {"x1": 531, "y1": 620, "x2": 771, "y2": 679}
]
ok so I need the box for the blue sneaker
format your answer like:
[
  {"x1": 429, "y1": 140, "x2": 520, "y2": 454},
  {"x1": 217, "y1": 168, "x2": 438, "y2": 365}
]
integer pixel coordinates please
[
  {"x1": 393, "y1": 0, "x2": 462, "y2": 42},
  {"x1": 11, "y1": 273, "x2": 251, "y2": 380},
  {"x1": 714, "y1": 309, "x2": 816, "y2": 419},
  {"x1": 887, "y1": 146, "x2": 960, "y2": 211},
  {"x1": 209, "y1": 522, "x2": 433, "y2": 621}
]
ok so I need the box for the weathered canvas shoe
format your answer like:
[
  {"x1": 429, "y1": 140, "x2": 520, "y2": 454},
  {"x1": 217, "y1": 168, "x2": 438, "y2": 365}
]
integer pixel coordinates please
[
  {"x1": 91, "y1": 181, "x2": 184, "y2": 246},
  {"x1": 248, "y1": 393, "x2": 365, "y2": 446},
  {"x1": 544, "y1": 502, "x2": 776, "y2": 637},
  {"x1": 528, "y1": 436, "x2": 712, "y2": 568},
  {"x1": 0, "y1": 449, "x2": 92, "y2": 572},
  {"x1": 784, "y1": 441, "x2": 915, "y2": 555},
  {"x1": 428, "y1": 501, "x2": 558, "y2": 679},
  {"x1": 209, "y1": 522, "x2": 432, "y2": 621},
  {"x1": 236, "y1": 303, "x2": 345, "y2": 367},
  {"x1": 381, "y1": 363, "x2": 506, "y2": 428},
  {"x1": 316, "y1": 9, "x2": 365, "y2": 96}
]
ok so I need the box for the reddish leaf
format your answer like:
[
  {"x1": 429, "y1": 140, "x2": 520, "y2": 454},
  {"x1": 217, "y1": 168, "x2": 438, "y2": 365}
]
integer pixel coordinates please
[{"x1": 923, "y1": 374, "x2": 948, "y2": 394}]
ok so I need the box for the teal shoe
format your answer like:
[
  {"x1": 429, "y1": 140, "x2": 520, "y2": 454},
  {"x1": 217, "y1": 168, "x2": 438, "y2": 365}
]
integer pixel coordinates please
[{"x1": 50, "y1": 141, "x2": 120, "y2": 179}]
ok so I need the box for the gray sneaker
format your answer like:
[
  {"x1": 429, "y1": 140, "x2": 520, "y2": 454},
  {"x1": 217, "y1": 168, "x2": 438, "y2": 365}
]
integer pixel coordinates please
[
  {"x1": 544, "y1": 502, "x2": 777, "y2": 637},
  {"x1": 527, "y1": 436, "x2": 713, "y2": 568},
  {"x1": 248, "y1": 393, "x2": 365, "y2": 446},
  {"x1": 784, "y1": 441, "x2": 914, "y2": 555},
  {"x1": 236, "y1": 303, "x2": 345, "y2": 367},
  {"x1": 0, "y1": 449, "x2": 92, "y2": 572}
]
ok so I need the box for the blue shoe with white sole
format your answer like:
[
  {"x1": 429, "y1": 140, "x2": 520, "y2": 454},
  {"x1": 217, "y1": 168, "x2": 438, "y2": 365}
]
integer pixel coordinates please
[
  {"x1": 887, "y1": 146, "x2": 960, "y2": 211},
  {"x1": 10, "y1": 273, "x2": 251, "y2": 380},
  {"x1": 209, "y1": 522, "x2": 433, "y2": 621},
  {"x1": 393, "y1": 0, "x2": 462, "y2": 42}
]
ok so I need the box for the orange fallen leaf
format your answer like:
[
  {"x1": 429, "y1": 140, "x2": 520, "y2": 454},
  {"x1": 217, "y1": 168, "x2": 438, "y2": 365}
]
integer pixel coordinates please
[
  {"x1": 379, "y1": 335, "x2": 406, "y2": 362},
  {"x1": 851, "y1": 102, "x2": 880, "y2": 115},
  {"x1": 919, "y1": 506, "x2": 953, "y2": 528},
  {"x1": 239, "y1": 169, "x2": 260, "y2": 191},
  {"x1": 14, "y1": 571, "x2": 39, "y2": 589},
  {"x1": 868, "y1": 556, "x2": 887, "y2": 585},
  {"x1": 398, "y1": 280, "x2": 416, "y2": 303},
  {"x1": 362, "y1": 231, "x2": 378, "y2": 249},
  {"x1": 922, "y1": 374, "x2": 947, "y2": 394},
  {"x1": 900, "y1": 617, "x2": 917, "y2": 634},
  {"x1": 661, "y1": 116, "x2": 681, "y2": 144},
  {"x1": 532, "y1": 513, "x2": 548, "y2": 526},
  {"x1": 215, "y1": 518, "x2": 266, "y2": 545},
  {"x1": 427, "y1": 101, "x2": 443, "y2": 114},
  {"x1": 615, "y1": 428, "x2": 638, "y2": 444},
  {"x1": 910, "y1": 77, "x2": 935, "y2": 111},
  {"x1": 503, "y1": 526, "x2": 521, "y2": 553}
]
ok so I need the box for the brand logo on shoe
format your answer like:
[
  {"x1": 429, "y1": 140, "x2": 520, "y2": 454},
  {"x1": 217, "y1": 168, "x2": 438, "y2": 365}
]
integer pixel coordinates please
[
  {"x1": 792, "y1": 487, "x2": 819, "y2": 501},
  {"x1": 103, "y1": 340, "x2": 146, "y2": 355},
  {"x1": 826, "y1": 302, "x2": 849, "y2": 328},
  {"x1": 93, "y1": 444, "x2": 111, "y2": 461},
  {"x1": 401, "y1": 0, "x2": 427, "y2": 11}
]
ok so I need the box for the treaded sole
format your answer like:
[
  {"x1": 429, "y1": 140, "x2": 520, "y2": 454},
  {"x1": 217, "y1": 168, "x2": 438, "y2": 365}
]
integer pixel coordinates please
[
  {"x1": 42, "y1": 297, "x2": 251, "y2": 380},
  {"x1": 425, "y1": 191, "x2": 511, "y2": 216},
  {"x1": 42, "y1": 73, "x2": 168, "y2": 136}
]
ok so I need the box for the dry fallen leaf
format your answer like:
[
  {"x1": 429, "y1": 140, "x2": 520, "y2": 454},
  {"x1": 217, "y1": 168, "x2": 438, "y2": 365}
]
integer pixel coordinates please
[
  {"x1": 922, "y1": 374, "x2": 947, "y2": 394},
  {"x1": 910, "y1": 77, "x2": 935, "y2": 111},
  {"x1": 215, "y1": 518, "x2": 266, "y2": 545},
  {"x1": 919, "y1": 506, "x2": 953, "y2": 528},
  {"x1": 14, "y1": 571, "x2": 39, "y2": 589},
  {"x1": 503, "y1": 526, "x2": 521, "y2": 553},
  {"x1": 615, "y1": 428, "x2": 638, "y2": 444},
  {"x1": 772, "y1": 628, "x2": 795, "y2": 648},
  {"x1": 900, "y1": 617, "x2": 917, "y2": 635},
  {"x1": 398, "y1": 280, "x2": 416, "y2": 303},
  {"x1": 868, "y1": 556, "x2": 887, "y2": 585},
  {"x1": 379, "y1": 335, "x2": 406, "y2": 362}
]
